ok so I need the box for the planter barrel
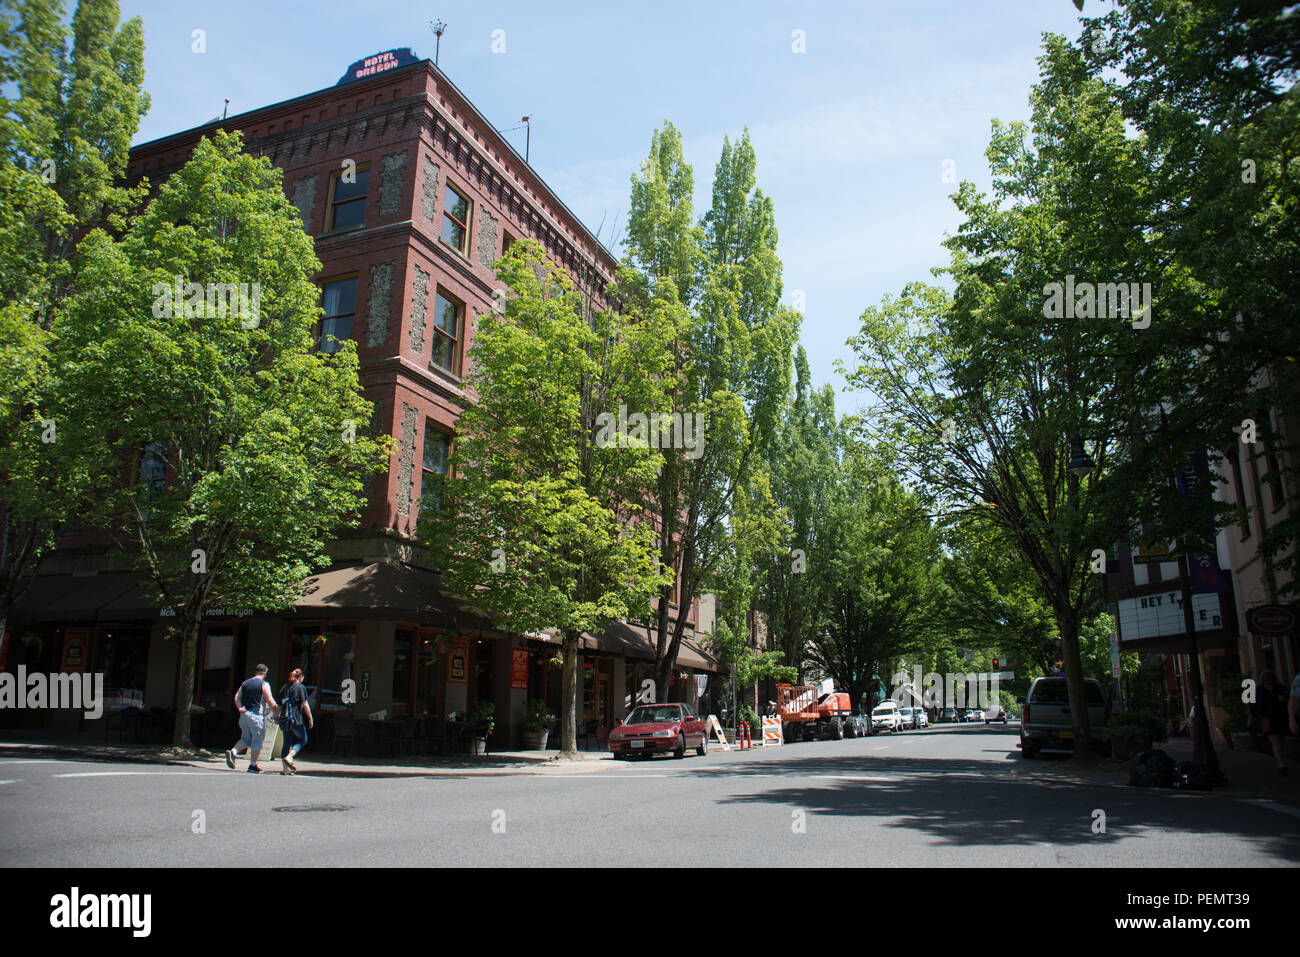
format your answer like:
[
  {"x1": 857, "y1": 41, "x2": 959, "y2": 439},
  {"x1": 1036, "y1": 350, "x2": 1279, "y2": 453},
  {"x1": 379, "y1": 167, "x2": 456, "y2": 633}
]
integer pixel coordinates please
[{"x1": 522, "y1": 729, "x2": 549, "y2": 750}]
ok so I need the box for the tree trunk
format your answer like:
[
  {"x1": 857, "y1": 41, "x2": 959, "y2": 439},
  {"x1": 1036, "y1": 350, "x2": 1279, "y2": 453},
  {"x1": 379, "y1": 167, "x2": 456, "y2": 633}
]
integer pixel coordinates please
[
  {"x1": 560, "y1": 629, "x2": 580, "y2": 756},
  {"x1": 1057, "y1": 606, "x2": 1093, "y2": 759},
  {"x1": 171, "y1": 612, "x2": 201, "y2": 748}
]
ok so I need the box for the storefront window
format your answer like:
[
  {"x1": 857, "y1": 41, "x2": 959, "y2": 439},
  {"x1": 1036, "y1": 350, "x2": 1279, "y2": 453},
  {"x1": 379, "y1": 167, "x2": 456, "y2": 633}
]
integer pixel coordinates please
[
  {"x1": 414, "y1": 636, "x2": 439, "y2": 715},
  {"x1": 197, "y1": 627, "x2": 236, "y2": 711},
  {"x1": 471, "y1": 640, "x2": 493, "y2": 711},
  {"x1": 392, "y1": 629, "x2": 413, "y2": 716},
  {"x1": 289, "y1": 624, "x2": 356, "y2": 711},
  {"x1": 98, "y1": 627, "x2": 149, "y2": 708}
]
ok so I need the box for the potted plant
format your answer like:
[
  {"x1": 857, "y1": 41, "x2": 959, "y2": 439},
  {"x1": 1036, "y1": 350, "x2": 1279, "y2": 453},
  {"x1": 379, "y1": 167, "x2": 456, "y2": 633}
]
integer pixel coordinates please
[
  {"x1": 521, "y1": 698, "x2": 550, "y2": 750},
  {"x1": 467, "y1": 701, "x2": 494, "y2": 755},
  {"x1": 1109, "y1": 710, "x2": 1166, "y2": 761}
]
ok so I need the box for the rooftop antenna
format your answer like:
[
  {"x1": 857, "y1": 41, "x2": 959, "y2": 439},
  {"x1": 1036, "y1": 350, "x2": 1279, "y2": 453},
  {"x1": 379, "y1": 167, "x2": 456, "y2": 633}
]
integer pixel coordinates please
[
  {"x1": 222, "y1": 98, "x2": 229, "y2": 120},
  {"x1": 431, "y1": 20, "x2": 446, "y2": 66},
  {"x1": 521, "y1": 115, "x2": 531, "y2": 163}
]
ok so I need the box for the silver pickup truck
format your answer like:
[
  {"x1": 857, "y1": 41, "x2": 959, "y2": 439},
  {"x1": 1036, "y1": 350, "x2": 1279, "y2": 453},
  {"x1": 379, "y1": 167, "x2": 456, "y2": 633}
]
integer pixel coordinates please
[{"x1": 1019, "y1": 676, "x2": 1109, "y2": 758}]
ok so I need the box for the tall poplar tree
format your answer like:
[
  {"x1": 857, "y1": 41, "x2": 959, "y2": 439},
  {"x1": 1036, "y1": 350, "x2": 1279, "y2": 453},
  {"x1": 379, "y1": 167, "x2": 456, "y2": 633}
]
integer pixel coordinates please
[
  {"x1": 622, "y1": 124, "x2": 799, "y2": 700},
  {"x1": 0, "y1": 0, "x2": 148, "y2": 648}
]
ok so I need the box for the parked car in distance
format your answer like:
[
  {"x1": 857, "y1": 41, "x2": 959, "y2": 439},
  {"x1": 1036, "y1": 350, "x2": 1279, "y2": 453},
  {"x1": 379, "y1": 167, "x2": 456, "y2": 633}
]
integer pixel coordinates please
[
  {"x1": 968, "y1": 709, "x2": 985, "y2": 722},
  {"x1": 608, "y1": 703, "x2": 707, "y2": 759},
  {"x1": 899, "y1": 707, "x2": 928, "y2": 730},
  {"x1": 940, "y1": 708, "x2": 958, "y2": 723},
  {"x1": 1020, "y1": 676, "x2": 1110, "y2": 758},
  {"x1": 985, "y1": 704, "x2": 1009, "y2": 725},
  {"x1": 871, "y1": 701, "x2": 903, "y2": 733}
]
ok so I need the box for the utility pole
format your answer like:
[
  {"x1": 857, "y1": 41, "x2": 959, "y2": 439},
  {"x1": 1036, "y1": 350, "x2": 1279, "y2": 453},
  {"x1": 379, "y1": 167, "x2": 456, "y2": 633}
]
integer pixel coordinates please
[{"x1": 521, "y1": 115, "x2": 531, "y2": 164}]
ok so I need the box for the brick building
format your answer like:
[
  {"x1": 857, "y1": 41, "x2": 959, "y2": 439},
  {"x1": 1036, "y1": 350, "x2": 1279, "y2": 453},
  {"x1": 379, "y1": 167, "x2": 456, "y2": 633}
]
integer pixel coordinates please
[{"x1": 3, "y1": 49, "x2": 719, "y2": 752}]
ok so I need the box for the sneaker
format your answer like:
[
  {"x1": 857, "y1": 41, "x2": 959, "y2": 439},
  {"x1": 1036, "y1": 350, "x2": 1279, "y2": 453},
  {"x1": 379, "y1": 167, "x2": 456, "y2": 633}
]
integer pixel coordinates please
[
  {"x1": 281, "y1": 758, "x2": 295, "y2": 775},
  {"x1": 225, "y1": 749, "x2": 235, "y2": 770},
  {"x1": 247, "y1": 764, "x2": 261, "y2": 774},
  {"x1": 283, "y1": 753, "x2": 296, "y2": 772}
]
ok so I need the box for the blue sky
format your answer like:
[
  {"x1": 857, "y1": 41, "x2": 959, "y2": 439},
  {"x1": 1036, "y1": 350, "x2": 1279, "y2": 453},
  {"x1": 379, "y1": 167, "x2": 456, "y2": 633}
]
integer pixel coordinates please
[{"x1": 120, "y1": 0, "x2": 1088, "y2": 407}]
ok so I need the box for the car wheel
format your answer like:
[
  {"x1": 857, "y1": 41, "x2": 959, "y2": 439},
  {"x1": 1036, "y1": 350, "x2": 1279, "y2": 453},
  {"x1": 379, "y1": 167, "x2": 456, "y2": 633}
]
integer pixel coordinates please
[
  {"x1": 1021, "y1": 739, "x2": 1039, "y2": 759},
  {"x1": 831, "y1": 718, "x2": 843, "y2": 740},
  {"x1": 675, "y1": 733, "x2": 686, "y2": 759},
  {"x1": 696, "y1": 732, "x2": 707, "y2": 757}
]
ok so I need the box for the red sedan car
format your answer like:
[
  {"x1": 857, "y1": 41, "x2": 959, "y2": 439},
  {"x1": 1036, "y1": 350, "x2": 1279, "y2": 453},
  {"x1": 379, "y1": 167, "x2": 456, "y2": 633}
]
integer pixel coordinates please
[{"x1": 608, "y1": 703, "x2": 708, "y2": 759}]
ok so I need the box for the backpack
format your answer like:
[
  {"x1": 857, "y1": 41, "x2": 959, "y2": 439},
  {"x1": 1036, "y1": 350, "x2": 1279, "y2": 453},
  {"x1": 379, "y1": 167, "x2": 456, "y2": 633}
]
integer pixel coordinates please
[
  {"x1": 281, "y1": 685, "x2": 302, "y2": 727},
  {"x1": 1128, "y1": 748, "x2": 1175, "y2": 788}
]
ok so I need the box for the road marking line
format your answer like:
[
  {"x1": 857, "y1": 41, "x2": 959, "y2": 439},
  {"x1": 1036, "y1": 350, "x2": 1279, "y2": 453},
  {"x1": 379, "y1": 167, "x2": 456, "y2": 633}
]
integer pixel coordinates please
[
  {"x1": 0, "y1": 779, "x2": 22, "y2": 785},
  {"x1": 1238, "y1": 799, "x2": 1300, "y2": 820},
  {"x1": 54, "y1": 770, "x2": 228, "y2": 778},
  {"x1": 548, "y1": 773, "x2": 668, "y2": 778},
  {"x1": 872, "y1": 746, "x2": 888, "y2": 751}
]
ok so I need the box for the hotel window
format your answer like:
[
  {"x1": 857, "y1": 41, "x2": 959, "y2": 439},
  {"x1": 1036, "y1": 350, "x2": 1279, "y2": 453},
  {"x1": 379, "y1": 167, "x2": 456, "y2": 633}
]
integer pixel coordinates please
[
  {"x1": 430, "y1": 289, "x2": 462, "y2": 374},
  {"x1": 441, "y1": 181, "x2": 471, "y2": 252},
  {"x1": 327, "y1": 164, "x2": 370, "y2": 231},
  {"x1": 319, "y1": 276, "x2": 358, "y2": 354},
  {"x1": 421, "y1": 426, "x2": 451, "y2": 515}
]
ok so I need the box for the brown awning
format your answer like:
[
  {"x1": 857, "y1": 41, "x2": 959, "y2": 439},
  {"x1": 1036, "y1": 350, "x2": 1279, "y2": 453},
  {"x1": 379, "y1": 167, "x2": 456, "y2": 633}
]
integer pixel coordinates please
[
  {"x1": 292, "y1": 562, "x2": 461, "y2": 622},
  {"x1": 527, "y1": 620, "x2": 721, "y2": 673},
  {"x1": 9, "y1": 571, "x2": 148, "y2": 623}
]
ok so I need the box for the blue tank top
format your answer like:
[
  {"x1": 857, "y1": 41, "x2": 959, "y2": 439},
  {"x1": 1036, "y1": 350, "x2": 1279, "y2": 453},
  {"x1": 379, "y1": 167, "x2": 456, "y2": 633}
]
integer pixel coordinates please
[{"x1": 239, "y1": 676, "x2": 266, "y2": 714}]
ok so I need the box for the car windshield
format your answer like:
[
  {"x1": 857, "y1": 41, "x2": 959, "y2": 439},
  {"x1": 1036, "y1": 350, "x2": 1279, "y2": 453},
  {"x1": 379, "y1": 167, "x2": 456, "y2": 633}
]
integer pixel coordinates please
[
  {"x1": 900, "y1": 709, "x2": 914, "y2": 716},
  {"x1": 625, "y1": 706, "x2": 681, "y2": 724},
  {"x1": 872, "y1": 704, "x2": 893, "y2": 714}
]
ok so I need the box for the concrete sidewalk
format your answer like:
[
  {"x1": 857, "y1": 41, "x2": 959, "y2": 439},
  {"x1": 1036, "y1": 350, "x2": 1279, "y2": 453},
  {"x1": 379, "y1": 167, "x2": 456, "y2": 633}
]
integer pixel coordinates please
[
  {"x1": 1009, "y1": 735, "x2": 1300, "y2": 805},
  {"x1": 0, "y1": 738, "x2": 616, "y2": 776}
]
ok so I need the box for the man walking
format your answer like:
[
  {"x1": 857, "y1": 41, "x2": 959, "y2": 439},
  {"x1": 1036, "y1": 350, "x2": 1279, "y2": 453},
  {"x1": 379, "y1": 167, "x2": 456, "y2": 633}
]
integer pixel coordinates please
[
  {"x1": 278, "y1": 668, "x2": 313, "y2": 775},
  {"x1": 225, "y1": 664, "x2": 279, "y2": 773}
]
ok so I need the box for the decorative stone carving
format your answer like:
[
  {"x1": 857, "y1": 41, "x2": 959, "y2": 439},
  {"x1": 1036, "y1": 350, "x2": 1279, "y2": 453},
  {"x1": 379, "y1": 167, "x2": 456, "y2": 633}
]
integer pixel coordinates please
[
  {"x1": 366, "y1": 262, "x2": 392, "y2": 348},
  {"x1": 478, "y1": 208, "x2": 498, "y2": 269},
  {"x1": 420, "y1": 155, "x2": 440, "y2": 223},
  {"x1": 380, "y1": 150, "x2": 406, "y2": 216},
  {"x1": 290, "y1": 174, "x2": 317, "y2": 231},
  {"x1": 409, "y1": 265, "x2": 430, "y2": 354},
  {"x1": 396, "y1": 403, "x2": 417, "y2": 516}
]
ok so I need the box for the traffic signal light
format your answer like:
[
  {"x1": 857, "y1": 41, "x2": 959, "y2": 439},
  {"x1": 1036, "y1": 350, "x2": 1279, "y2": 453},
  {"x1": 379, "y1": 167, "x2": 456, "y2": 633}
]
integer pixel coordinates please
[{"x1": 993, "y1": 658, "x2": 999, "y2": 670}]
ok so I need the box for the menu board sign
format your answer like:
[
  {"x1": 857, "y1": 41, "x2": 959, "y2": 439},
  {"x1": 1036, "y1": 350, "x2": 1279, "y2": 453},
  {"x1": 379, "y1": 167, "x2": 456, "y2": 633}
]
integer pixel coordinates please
[
  {"x1": 449, "y1": 640, "x2": 468, "y2": 683},
  {"x1": 511, "y1": 649, "x2": 529, "y2": 690}
]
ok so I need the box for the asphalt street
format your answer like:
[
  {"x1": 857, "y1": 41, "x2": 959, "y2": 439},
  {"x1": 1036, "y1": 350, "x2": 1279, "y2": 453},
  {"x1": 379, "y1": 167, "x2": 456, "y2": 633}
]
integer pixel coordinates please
[{"x1": 3, "y1": 722, "x2": 1298, "y2": 866}]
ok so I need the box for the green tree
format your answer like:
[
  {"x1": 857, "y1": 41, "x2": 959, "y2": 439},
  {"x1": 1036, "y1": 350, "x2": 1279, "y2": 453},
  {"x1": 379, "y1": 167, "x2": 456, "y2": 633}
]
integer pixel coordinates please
[
  {"x1": 940, "y1": 513, "x2": 1063, "y2": 677},
  {"x1": 622, "y1": 124, "x2": 798, "y2": 700},
  {"x1": 0, "y1": 0, "x2": 148, "y2": 649},
  {"x1": 842, "y1": 37, "x2": 1173, "y2": 758},
  {"x1": 805, "y1": 451, "x2": 944, "y2": 708},
  {"x1": 58, "y1": 131, "x2": 389, "y2": 746},
  {"x1": 1079, "y1": 0, "x2": 1300, "y2": 592},
  {"x1": 761, "y1": 345, "x2": 840, "y2": 679},
  {"x1": 423, "y1": 239, "x2": 673, "y2": 756}
]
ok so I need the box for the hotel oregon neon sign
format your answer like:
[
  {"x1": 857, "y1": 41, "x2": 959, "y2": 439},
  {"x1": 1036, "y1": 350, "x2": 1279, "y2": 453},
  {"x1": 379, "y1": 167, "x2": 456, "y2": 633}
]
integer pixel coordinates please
[{"x1": 337, "y1": 48, "x2": 420, "y2": 86}]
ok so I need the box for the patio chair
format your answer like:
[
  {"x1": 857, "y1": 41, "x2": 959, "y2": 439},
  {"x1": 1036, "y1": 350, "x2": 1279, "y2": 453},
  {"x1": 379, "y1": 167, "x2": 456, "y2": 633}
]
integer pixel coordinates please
[{"x1": 331, "y1": 714, "x2": 356, "y2": 756}]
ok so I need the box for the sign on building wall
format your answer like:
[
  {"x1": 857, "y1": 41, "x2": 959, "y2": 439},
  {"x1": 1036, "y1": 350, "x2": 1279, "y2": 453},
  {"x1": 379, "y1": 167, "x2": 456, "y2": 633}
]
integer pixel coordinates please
[
  {"x1": 1116, "y1": 592, "x2": 1223, "y2": 642},
  {"x1": 449, "y1": 640, "x2": 469, "y2": 683},
  {"x1": 337, "y1": 48, "x2": 420, "y2": 86},
  {"x1": 1247, "y1": 605, "x2": 1296, "y2": 635},
  {"x1": 511, "y1": 649, "x2": 528, "y2": 690},
  {"x1": 60, "y1": 629, "x2": 89, "y2": 673}
]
